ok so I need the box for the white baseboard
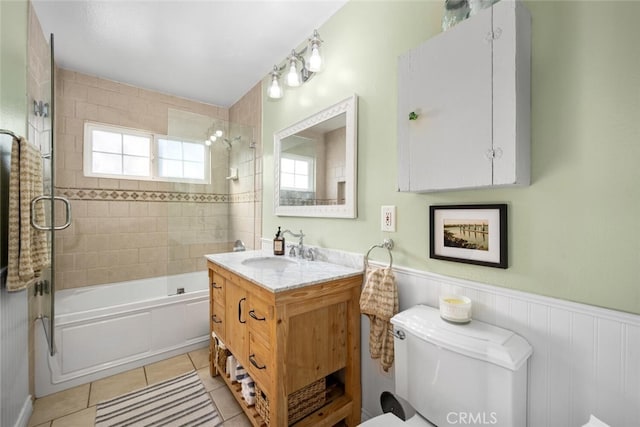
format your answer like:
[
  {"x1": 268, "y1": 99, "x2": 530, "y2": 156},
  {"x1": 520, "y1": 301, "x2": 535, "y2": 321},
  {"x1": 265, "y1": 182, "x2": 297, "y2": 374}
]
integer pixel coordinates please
[{"x1": 14, "y1": 395, "x2": 32, "y2": 427}]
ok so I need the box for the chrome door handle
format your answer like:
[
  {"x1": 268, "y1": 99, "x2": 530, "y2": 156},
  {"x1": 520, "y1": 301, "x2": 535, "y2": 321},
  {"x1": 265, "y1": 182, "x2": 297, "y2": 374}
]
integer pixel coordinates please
[{"x1": 30, "y1": 195, "x2": 72, "y2": 231}]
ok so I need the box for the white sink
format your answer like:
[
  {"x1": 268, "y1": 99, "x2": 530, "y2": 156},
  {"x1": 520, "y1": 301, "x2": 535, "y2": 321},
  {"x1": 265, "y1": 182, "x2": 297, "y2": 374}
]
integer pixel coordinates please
[{"x1": 240, "y1": 256, "x2": 298, "y2": 270}]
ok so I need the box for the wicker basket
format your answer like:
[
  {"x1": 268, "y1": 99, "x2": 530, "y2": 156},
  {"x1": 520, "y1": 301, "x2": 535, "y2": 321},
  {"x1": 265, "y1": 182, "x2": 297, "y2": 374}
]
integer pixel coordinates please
[
  {"x1": 214, "y1": 341, "x2": 230, "y2": 373},
  {"x1": 255, "y1": 378, "x2": 326, "y2": 426}
]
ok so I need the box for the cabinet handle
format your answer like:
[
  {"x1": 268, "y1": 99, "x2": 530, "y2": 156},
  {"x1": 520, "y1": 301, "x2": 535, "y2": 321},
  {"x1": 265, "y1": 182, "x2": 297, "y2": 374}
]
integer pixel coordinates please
[
  {"x1": 249, "y1": 354, "x2": 266, "y2": 370},
  {"x1": 211, "y1": 282, "x2": 222, "y2": 289},
  {"x1": 238, "y1": 297, "x2": 247, "y2": 324},
  {"x1": 249, "y1": 310, "x2": 266, "y2": 321},
  {"x1": 211, "y1": 314, "x2": 222, "y2": 324}
]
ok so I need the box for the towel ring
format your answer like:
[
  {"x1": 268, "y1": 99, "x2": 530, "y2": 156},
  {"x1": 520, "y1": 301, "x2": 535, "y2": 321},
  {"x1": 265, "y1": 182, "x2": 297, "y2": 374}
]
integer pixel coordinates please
[{"x1": 364, "y1": 238, "x2": 394, "y2": 269}]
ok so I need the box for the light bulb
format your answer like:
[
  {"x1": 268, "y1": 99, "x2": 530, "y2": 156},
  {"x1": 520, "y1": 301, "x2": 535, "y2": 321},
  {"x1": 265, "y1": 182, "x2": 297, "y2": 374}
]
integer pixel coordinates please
[
  {"x1": 215, "y1": 130, "x2": 223, "y2": 137},
  {"x1": 210, "y1": 135, "x2": 217, "y2": 142},
  {"x1": 205, "y1": 140, "x2": 212, "y2": 146},
  {"x1": 286, "y1": 61, "x2": 300, "y2": 87},
  {"x1": 308, "y1": 44, "x2": 322, "y2": 72},
  {"x1": 268, "y1": 75, "x2": 283, "y2": 99}
]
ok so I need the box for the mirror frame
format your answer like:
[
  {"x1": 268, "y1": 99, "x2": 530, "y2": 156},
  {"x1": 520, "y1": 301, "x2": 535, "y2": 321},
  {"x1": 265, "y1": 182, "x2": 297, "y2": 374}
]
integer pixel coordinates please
[{"x1": 274, "y1": 94, "x2": 358, "y2": 218}]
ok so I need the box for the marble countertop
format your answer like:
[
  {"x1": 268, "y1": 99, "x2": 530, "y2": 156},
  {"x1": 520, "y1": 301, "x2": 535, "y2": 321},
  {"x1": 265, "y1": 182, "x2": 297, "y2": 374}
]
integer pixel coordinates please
[{"x1": 205, "y1": 249, "x2": 364, "y2": 293}]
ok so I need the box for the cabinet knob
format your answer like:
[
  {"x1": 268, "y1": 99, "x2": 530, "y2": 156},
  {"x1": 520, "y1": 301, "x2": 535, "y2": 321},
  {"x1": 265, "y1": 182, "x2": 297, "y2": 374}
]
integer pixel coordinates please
[
  {"x1": 485, "y1": 148, "x2": 503, "y2": 160},
  {"x1": 211, "y1": 315, "x2": 222, "y2": 324},
  {"x1": 485, "y1": 27, "x2": 502, "y2": 43}
]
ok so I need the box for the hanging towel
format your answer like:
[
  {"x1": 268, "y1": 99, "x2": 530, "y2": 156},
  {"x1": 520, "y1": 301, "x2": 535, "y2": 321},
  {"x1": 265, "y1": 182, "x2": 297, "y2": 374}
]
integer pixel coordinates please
[
  {"x1": 6, "y1": 137, "x2": 49, "y2": 292},
  {"x1": 359, "y1": 266, "x2": 398, "y2": 371}
]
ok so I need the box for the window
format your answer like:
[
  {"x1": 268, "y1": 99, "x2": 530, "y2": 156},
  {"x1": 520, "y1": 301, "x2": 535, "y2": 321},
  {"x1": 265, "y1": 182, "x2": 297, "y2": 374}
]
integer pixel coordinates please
[
  {"x1": 157, "y1": 138, "x2": 206, "y2": 180},
  {"x1": 280, "y1": 154, "x2": 314, "y2": 191},
  {"x1": 84, "y1": 122, "x2": 209, "y2": 183}
]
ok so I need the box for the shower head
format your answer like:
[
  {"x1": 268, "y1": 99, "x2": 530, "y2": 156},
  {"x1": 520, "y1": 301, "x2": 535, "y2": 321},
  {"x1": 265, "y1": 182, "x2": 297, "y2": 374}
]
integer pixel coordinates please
[{"x1": 221, "y1": 135, "x2": 241, "y2": 150}]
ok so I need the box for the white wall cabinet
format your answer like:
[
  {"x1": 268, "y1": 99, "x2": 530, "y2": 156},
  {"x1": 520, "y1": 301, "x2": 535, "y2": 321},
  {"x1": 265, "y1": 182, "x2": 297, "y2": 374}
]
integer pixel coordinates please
[{"x1": 397, "y1": 0, "x2": 531, "y2": 192}]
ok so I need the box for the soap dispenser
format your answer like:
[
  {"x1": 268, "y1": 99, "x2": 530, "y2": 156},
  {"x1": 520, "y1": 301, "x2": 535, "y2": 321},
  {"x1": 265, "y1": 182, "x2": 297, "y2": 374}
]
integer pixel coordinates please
[{"x1": 273, "y1": 226, "x2": 285, "y2": 256}]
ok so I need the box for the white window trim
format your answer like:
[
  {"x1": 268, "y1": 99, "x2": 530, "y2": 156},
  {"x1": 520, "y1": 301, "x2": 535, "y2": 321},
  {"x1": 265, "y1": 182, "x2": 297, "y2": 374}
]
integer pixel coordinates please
[
  {"x1": 280, "y1": 153, "x2": 314, "y2": 192},
  {"x1": 155, "y1": 135, "x2": 210, "y2": 184},
  {"x1": 83, "y1": 122, "x2": 211, "y2": 184}
]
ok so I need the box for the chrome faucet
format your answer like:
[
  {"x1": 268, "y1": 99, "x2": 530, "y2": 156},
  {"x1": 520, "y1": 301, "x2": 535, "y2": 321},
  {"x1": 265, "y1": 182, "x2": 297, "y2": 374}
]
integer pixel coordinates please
[
  {"x1": 282, "y1": 229, "x2": 315, "y2": 260},
  {"x1": 282, "y1": 229, "x2": 304, "y2": 257},
  {"x1": 282, "y1": 230, "x2": 316, "y2": 261}
]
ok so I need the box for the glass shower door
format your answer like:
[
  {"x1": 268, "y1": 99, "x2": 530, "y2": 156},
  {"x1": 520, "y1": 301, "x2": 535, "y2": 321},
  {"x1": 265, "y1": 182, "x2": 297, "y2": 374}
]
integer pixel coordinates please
[
  {"x1": 35, "y1": 33, "x2": 55, "y2": 356},
  {"x1": 36, "y1": 33, "x2": 70, "y2": 356}
]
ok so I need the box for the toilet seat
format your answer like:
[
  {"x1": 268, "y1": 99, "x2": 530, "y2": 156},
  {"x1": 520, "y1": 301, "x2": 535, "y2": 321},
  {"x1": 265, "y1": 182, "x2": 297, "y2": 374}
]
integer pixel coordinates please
[{"x1": 359, "y1": 412, "x2": 434, "y2": 427}]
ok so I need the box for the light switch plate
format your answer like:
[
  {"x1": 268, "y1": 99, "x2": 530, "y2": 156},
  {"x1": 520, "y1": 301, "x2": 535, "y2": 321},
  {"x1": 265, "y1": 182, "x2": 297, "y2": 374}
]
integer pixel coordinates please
[{"x1": 381, "y1": 205, "x2": 396, "y2": 232}]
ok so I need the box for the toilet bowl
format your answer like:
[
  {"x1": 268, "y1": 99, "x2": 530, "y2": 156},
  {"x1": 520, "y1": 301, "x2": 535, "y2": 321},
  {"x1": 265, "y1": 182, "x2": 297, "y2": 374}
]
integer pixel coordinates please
[{"x1": 359, "y1": 412, "x2": 433, "y2": 427}]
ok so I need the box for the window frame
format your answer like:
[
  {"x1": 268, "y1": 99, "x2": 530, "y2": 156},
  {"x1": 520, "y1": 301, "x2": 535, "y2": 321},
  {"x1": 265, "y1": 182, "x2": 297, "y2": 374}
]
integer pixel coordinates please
[
  {"x1": 279, "y1": 153, "x2": 315, "y2": 192},
  {"x1": 83, "y1": 122, "x2": 211, "y2": 184}
]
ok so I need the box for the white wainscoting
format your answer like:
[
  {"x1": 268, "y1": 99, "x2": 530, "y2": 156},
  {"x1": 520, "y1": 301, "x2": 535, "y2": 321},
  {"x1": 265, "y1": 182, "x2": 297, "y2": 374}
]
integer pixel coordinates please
[
  {"x1": 0, "y1": 286, "x2": 32, "y2": 427},
  {"x1": 361, "y1": 262, "x2": 640, "y2": 427}
]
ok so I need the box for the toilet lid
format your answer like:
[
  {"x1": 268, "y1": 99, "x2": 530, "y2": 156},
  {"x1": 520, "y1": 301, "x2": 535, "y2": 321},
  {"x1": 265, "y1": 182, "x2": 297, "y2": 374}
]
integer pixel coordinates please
[{"x1": 360, "y1": 413, "x2": 434, "y2": 427}]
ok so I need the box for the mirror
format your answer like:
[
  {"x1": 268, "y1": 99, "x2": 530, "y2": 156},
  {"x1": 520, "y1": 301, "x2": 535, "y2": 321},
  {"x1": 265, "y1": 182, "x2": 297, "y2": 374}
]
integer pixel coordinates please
[{"x1": 274, "y1": 95, "x2": 358, "y2": 218}]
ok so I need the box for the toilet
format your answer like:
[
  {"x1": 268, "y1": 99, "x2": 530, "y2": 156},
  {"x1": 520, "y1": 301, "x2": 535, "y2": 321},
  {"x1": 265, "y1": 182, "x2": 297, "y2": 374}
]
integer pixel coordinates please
[{"x1": 361, "y1": 305, "x2": 532, "y2": 427}]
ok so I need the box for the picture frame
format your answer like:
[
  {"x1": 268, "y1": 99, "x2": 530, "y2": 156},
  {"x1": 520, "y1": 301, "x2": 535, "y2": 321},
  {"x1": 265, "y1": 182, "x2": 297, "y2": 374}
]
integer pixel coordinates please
[{"x1": 429, "y1": 204, "x2": 508, "y2": 269}]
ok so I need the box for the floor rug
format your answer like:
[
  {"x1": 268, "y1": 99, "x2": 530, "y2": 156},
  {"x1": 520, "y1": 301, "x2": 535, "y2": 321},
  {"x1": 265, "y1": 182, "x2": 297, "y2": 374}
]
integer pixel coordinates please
[{"x1": 95, "y1": 370, "x2": 222, "y2": 427}]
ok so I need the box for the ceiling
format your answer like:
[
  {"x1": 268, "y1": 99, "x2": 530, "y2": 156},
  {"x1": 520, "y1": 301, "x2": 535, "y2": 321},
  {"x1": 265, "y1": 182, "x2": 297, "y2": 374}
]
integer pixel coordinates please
[{"x1": 31, "y1": 0, "x2": 347, "y2": 107}]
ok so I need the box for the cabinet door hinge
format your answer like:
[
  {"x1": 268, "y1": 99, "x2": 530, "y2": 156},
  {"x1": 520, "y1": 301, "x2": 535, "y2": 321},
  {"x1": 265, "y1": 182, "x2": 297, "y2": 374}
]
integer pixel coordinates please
[{"x1": 484, "y1": 27, "x2": 503, "y2": 43}]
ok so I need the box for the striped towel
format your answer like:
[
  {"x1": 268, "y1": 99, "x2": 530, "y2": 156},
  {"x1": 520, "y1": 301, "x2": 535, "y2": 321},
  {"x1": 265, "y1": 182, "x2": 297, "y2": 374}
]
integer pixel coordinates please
[
  {"x1": 360, "y1": 266, "x2": 398, "y2": 372},
  {"x1": 241, "y1": 376, "x2": 256, "y2": 406},
  {"x1": 6, "y1": 137, "x2": 49, "y2": 291},
  {"x1": 235, "y1": 362, "x2": 248, "y2": 382}
]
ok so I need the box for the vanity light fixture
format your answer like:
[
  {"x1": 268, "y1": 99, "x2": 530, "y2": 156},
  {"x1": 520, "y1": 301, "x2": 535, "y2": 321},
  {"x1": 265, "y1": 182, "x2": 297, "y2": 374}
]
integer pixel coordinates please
[
  {"x1": 308, "y1": 30, "x2": 323, "y2": 72},
  {"x1": 268, "y1": 66, "x2": 283, "y2": 99},
  {"x1": 286, "y1": 51, "x2": 301, "y2": 87},
  {"x1": 205, "y1": 129, "x2": 224, "y2": 146},
  {"x1": 267, "y1": 29, "x2": 324, "y2": 100}
]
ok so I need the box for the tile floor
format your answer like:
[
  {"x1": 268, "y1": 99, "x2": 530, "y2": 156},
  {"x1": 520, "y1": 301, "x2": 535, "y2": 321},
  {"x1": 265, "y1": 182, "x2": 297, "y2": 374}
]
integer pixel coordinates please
[{"x1": 28, "y1": 347, "x2": 252, "y2": 427}]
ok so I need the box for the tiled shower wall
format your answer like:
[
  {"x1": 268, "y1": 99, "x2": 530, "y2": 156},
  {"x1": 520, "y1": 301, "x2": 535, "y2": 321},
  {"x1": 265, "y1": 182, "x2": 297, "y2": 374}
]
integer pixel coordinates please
[
  {"x1": 229, "y1": 82, "x2": 262, "y2": 251},
  {"x1": 54, "y1": 69, "x2": 260, "y2": 289}
]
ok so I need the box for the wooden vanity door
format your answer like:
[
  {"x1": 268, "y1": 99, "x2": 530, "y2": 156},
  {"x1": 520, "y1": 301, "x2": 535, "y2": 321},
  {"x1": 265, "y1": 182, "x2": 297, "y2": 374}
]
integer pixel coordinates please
[{"x1": 225, "y1": 280, "x2": 248, "y2": 365}]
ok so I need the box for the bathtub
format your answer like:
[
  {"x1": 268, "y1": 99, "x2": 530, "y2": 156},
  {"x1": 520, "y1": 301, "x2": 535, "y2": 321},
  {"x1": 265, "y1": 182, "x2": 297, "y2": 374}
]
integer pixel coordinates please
[{"x1": 35, "y1": 271, "x2": 210, "y2": 397}]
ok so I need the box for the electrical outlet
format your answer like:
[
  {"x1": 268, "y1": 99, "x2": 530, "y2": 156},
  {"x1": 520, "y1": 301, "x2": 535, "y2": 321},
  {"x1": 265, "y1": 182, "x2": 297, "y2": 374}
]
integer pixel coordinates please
[{"x1": 381, "y1": 205, "x2": 396, "y2": 232}]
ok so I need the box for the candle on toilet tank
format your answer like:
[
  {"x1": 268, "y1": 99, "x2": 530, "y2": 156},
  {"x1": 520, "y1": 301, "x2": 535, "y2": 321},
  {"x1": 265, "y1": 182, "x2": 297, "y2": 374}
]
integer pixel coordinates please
[{"x1": 439, "y1": 295, "x2": 472, "y2": 323}]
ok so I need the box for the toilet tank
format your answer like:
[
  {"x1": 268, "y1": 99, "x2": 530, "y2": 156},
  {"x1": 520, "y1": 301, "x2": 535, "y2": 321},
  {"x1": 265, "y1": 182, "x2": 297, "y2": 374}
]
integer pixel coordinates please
[{"x1": 391, "y1": 305, "x2": 532, "y2": 427}]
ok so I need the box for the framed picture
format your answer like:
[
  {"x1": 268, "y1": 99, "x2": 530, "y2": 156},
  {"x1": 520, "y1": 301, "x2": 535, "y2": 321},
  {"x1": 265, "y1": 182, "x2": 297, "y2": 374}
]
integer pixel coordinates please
[{"x1": 429, "y1": 204, "x2": 507, "y2": 269}]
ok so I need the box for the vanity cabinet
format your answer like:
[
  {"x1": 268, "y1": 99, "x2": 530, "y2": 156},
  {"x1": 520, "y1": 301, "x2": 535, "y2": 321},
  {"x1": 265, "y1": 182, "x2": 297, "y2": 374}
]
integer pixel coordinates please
[
  {"x1": 397, "y1": 0, "x2": 531, "y2": 192},
  {"x1": 208, "y1": 260, "x2": 362, "y2": 427},
  {"x1": 209, "y1": 270, "x2": 226, "y2": 377}
]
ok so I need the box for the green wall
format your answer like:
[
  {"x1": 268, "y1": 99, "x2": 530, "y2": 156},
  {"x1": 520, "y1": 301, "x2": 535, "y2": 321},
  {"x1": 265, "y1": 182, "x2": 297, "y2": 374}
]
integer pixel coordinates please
[
  {"x1": 263, "y1": 0, "x2": 640, "y2": 315},
  {"x1": 0, "y1": 0, "x2": 28, "y2": 135},
  {"x1": 0, "y1": 2, "x2": 30, "y2": 426}
]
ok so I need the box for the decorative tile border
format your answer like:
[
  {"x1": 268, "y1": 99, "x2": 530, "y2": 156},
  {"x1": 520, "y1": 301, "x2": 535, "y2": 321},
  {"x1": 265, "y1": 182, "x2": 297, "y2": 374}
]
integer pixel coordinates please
[{"x1": 55, "y1": 187, "x2": 257, "y2": 203}]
